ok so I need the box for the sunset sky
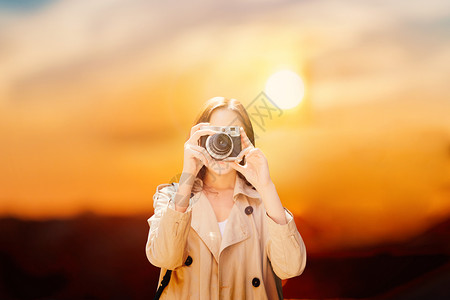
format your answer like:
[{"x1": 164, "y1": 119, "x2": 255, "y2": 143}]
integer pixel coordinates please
[{"x1": 0, "y1": 0, "x2": 449, "y2": 252}]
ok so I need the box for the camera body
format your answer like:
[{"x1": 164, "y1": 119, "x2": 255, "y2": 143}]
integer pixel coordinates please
[{"x1": 199, "y1": 125, "x2": 242, "y2": 161}]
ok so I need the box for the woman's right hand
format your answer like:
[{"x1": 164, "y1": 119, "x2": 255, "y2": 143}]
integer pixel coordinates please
[{"x1": 182, "y1": 122, "x2": 217, "y2": 176}]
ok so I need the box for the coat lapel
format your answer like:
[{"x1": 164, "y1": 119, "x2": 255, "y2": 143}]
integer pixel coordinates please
[
  {"x1": 218, "y1": 197, "x2": 252, "y2": 254},
  {"x1": 191, "y1": 192, "x2": 222, "y2": 264},
  {"x1": 231, "y1": 174, "x2": 261, "y2": 202},
  {"x1": 190, "y1": 175, "x2": 262, "y2": 264}
]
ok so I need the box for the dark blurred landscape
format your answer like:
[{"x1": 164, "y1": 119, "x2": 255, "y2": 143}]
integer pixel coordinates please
[{"x1": 0, "y1": 213, "x2": 448, "y2": 300}]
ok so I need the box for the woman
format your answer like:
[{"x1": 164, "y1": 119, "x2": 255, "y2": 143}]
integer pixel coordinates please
[{"x1": 146, "y1": 97, "x2": 307, "y2": 299}]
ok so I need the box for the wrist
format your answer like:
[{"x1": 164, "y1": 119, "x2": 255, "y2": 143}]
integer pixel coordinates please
[
  {"x1": 174, "y1": 202, "x2": 189, "y2": 213},
  {"x1": 182, "y1": 165, "x2": 197, "y2": 176},
  {"x1": 256, "y1": 179, "x2": 274, "y2": 194},
  {"x1": 179, "y1": 169, "x2": 196, "y2": 183}
]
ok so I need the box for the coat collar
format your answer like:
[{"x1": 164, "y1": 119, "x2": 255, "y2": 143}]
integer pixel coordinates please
[
  {"x1": 193, "y1": 174, "x2": 261, "y2": 204},
  {"x1": 190, "y1": 174, "x2": 260, "y2": 264},
  {"x1": 231, "y1": 175, "x2": 261, "y2": 203}
]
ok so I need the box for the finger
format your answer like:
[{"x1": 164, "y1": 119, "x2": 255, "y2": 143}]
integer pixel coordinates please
[
  {"x1": 189, "y1": 145, "x2": 214, "y2": 165},
  {"x1": 243, "y1": 147, "x2": 259, "y2": 159},
  {"x1": 190, "y1": 122, "x2": 210, "y2": 136},
  {"x1": 192, "y1": 148, "x2": 214, "y2": 168},
  {"x1": 190, "y1": 122, "x2": 211, "y2": 137},
  {"x1": 235, "y1": 146, "x2": 253, "y2": 162},
  {"x1": 240, "y1": 127, "x2": 254, "y2": 149},
  {"x1": 230, "y1": 160, "x2": 246, "y2": 172},
  {"x1": 187, "y1": 129, "x2": 218, "y2": 146},
  {"x1": 190, "y1": 150, "x2": 207, "y2": 167}
]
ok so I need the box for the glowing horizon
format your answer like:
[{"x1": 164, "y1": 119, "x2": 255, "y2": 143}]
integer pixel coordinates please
[{"x1": 0, "y1": 0, "x2": 449, "y2": 253}]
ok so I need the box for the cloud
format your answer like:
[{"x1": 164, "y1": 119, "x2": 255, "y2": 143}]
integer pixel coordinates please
[{"x1": 0, "y1": 0, "x2": 449, "y2": 254}]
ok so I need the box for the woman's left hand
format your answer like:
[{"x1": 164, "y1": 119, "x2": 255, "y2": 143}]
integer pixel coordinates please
[{"x1": 229, "y1": 127, "x2": 272, "y2": 191}]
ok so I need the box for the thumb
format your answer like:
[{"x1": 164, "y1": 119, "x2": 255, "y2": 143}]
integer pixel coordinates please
[{"x1": 231, "y1": 160, "x2": 245, "y2": 173}]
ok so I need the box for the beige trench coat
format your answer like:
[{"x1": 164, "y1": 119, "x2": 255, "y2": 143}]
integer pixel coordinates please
[{"x1": 145, "y1": 175, "x2": 307, "y2": 299}]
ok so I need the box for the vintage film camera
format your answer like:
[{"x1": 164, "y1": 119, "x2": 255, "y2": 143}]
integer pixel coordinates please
[{"x1": 199, "y1": 126, "x2": 242, "y2": 161}]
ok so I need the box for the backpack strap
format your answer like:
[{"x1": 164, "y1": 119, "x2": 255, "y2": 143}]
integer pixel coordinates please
[
  {"x1": 153, "y1": 269, "x2": 172, "y2": 300},
  {"x1": 153, "y1": 182, "x2": 186, "y2": 299}
]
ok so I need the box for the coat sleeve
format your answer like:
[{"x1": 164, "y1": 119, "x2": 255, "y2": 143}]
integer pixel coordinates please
[
  {"x1": 145, "y1": 182, "x2": 193, "y2": 270},
  {"x1": 265, "y1": 207, "x2": 307, "y2": 280}
]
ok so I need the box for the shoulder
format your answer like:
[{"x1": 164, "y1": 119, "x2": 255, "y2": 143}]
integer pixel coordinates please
[{"x1": 152, "y1": 182, "x2": 179, "y2": 209}]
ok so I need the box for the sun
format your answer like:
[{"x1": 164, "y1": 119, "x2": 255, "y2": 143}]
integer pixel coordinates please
[{"x1": 264, "y1": 70, "x2": 305, "y2": 110}]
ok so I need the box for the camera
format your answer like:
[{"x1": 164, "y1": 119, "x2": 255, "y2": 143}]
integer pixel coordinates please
[{"x1": 199, "y1": 126, "x2": 242, "y2": 161}]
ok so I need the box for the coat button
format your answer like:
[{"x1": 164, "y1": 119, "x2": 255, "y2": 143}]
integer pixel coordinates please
[
  {"x1": 245, "y1": 206, "x2": 253, "y2": 215},
  {"x1": 252, "y1": 277, "x2": 260, "y2": 287},
  {"x1": 185, "y1": 256, "x2": 193, "y2": 266}
]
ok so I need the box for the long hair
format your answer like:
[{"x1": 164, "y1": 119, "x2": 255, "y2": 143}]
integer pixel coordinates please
[{"x1": 187, "y1": 97, "x2": 256, "y2": 193}]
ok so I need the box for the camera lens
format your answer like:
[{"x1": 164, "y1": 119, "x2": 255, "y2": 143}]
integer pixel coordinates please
[{"x1": 206, "y1": 133, "x2": 233, "y2": 160}]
